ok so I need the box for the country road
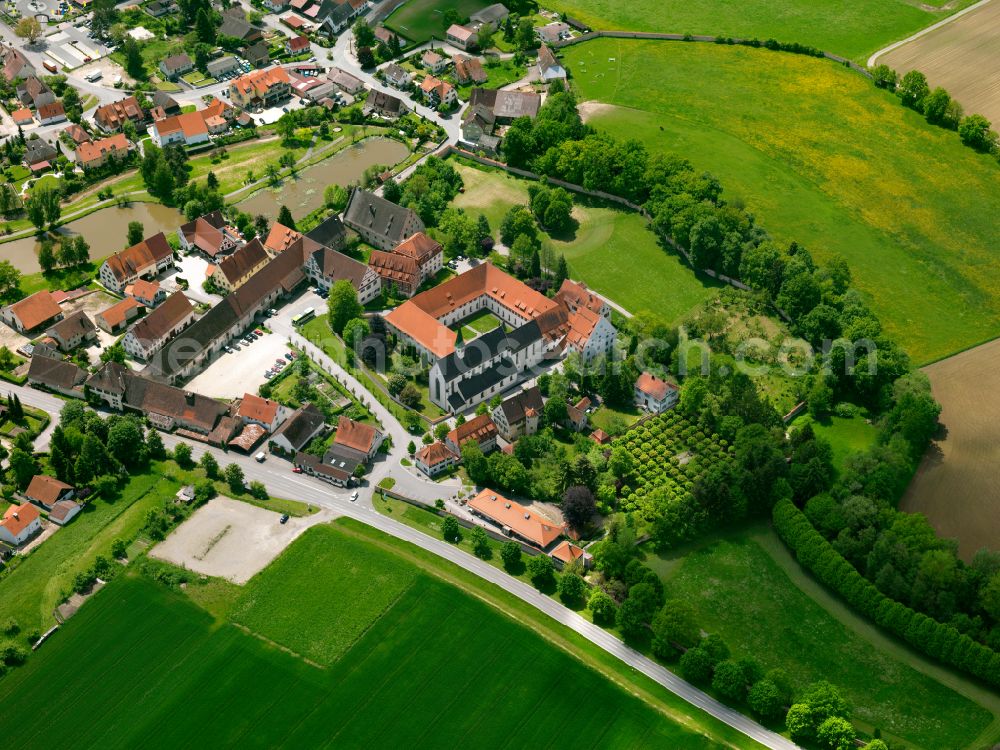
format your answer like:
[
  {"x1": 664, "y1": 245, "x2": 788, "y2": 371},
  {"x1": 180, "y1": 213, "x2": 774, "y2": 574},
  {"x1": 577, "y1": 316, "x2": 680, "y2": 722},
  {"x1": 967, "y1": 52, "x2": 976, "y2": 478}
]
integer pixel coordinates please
[{"x1": 3, "y1": 375, "x2": 798, "y2": 750}]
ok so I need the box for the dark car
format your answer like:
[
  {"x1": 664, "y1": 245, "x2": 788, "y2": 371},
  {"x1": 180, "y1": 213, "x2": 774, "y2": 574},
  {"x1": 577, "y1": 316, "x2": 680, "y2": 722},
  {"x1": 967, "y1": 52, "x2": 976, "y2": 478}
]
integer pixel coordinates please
[{"x1": 279, "y1": 514, "x2": 290, "y2": 524}]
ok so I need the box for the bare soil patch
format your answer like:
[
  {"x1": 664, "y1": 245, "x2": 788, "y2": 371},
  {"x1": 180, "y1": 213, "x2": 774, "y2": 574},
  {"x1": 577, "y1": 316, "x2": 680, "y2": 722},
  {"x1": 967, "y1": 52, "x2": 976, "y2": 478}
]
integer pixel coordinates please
[
  {"x1": 881, "y1": 0, "x2": 1000, "y2": 124},
  {"x1": 902, "y1": 337, "x2": 1000, "y2": 559},
  {"x1": 150, "y1": 497, "x2": 336, "y2": 583}
]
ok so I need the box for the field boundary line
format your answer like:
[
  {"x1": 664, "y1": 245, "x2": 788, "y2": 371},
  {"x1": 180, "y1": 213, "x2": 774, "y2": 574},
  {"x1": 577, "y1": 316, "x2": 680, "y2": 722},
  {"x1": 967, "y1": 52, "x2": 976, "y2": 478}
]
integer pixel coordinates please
[
  {"x1": 866, "y1": 0, "x2": 996, "y2": 67},
  {"x1": 230, "y1": 623, "x2": 325, "y2": 669}
]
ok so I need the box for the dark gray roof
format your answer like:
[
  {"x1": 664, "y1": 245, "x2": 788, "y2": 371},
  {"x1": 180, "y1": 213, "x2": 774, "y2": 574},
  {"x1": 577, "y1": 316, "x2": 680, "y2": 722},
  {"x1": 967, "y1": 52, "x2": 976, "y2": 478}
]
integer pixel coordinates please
[
  {"x1": 294, "y1": 450, "x2": 353, "y2": 482},
  {"x1": 343, "y1": 188, "x2": 423, "y2": 247},
  {"x1": 207, "y1": 56, "x2": 239, "y2": 75},
  {"x1": 219, "y1": 16, "x2": 258, "y2": 40},
  {"x1": 245, "y1": 42, "x2": 269, "y2": 64},
  {"x1": 364, "y1": 90, "x2": 404, "y2": 115},
  {"x1": 455, "y1": 360, "x2": 512, "y2": 405},
  {"x1": 318, "y1": 0, "x2": 353, "y2": 27},
  {"x1": 151, "y1": 90, "x2": 180, "y2": 113},
  {"x1": 274, "y1": 403, "x2": 325, "y2": 451},
  {"x1": 323, "y1": 442, "x2": 363, "y2": 472},
  {"x1": 471, "y1": 3, "x2": 508, "y2": 25},
  {"x1": 438, "y1": 320, "x2": 542, "y2": 383},
  {"x1": 305, "y1": 214, "x2": 347, "y2": 249},
  {"x1": 47, "y1": 310, "x2": 96, "y2": 342},
  {"x1": 498, "y1": 385, "x2": 543, "y2": 424},
  {"x1": 28, "y1": 353, "x2": 87, "y2": 391}
]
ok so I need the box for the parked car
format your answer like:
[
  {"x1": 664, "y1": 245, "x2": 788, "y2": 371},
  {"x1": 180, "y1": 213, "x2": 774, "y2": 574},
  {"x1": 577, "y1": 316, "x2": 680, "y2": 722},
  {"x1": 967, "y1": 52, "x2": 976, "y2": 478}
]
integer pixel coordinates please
[
  {"x1": 255, "y1": 452, "x2": 266, "y2": 463},
  {"x1": 279, "y1": 514, "x2": 289, "y2": 524},
  {"x1": 350, "y1": 491, "x2": 359, "y2": 502},
  {"x1": 284, "y1": 353, "x2": 294, "y2": 361},
  {"x1": 292, "y1": 466, "x2": 302, "y2": 474},
  {"x1": 254, "y1": 329, "x2": 264, "y2": 335}
]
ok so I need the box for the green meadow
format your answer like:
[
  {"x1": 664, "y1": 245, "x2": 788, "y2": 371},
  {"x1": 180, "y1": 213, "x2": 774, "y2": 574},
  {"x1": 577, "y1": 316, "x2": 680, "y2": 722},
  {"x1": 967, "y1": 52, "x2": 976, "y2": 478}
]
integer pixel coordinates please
[
  {"x1": 385, "y1": 0, "x2": 492, "y2": 43},
  {"x1": 547, "y1": 0, "x2": 975, "y2": 61},
  {"x1": 565, "y1": 39, "x2": 1000, "y2": 364}
]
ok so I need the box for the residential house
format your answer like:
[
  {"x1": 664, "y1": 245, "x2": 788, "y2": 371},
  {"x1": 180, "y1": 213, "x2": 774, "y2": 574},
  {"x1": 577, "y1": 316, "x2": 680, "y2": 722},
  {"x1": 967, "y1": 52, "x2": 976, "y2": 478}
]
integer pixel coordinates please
[
  {"x1": 86, "y1": 361, "x2": 228, "y2": 433},
  {"x1": 282, "y1": 14, "x2": 310, "y2": 32},
  {"x1": 470, "y1": 3, "x2": 508, "y2": 31},
  {"x1": 537, "y1": 45, "x2": 566, "y2": 81},
  {"x1": 151, "y1": 90, "x2": 182, "y2": 117},
  {"x1": 210, "y1": 237, "x2": 270, "y2": 292},
  {"x1": 125, "y1": 278, "x2": 165, "y2": 307},
  {"x1": 635, "y1": 371, "x2": 679, "y2": 413},
  {"x1": 122, "y1": 291, "x2": 195, "y2": 361},
  {"x1": 262, "y1": 0, "x2": 287, "y2": 10},
  {"x1": 159, "y1": 53, "x2": 194, "y2": 80},
  {"x1": 414, "y1": 441, "x2": 458, "y2": 477},
  {"x1": 37, "y1": 101, "x2": 66, "y2": 125},
  {"x1": 564, "y1": 395, "x2": 589, "y2": 432},
  {"x1": 0, "y1": 504, "x2": 41, "y2": 546},
  {"x1": 343, "y1": 188, "x2": 425, "y2": 251},
  {"x1": 393, "y1": 232, "x2": 443, "y2": 279},
  {"x1": 145, "y1": 0, "x2": 176, "y2": 16},
  {"x1": 329, "y1": 67, "x2": 364, "y2": 94},
  {"x1": 285, "y1": 34, "x2": 310, "y2": 55},
  {"x1": 304, "y1": 213, "x2": 347, "y2": 251},
  {"x1": 314, "y1": 0, "x2": 358, "y2": 35},
  {"x1": 383, "y1": 62, "x2": 410, "y2": 89},
  {"x1": 149, "y1": 111, "x2": 209, "y2": 147},
  {"x1": 270, "y1": 402, "x2": 325, "y2": 454},
  {"x1": 146, "y1": 245, "x2": 308, "y2": 382},
  {"x1": 63, "y1": 123, "x2": 92, "y2": 145},
  {"x1": 332, "y1": 415, "x2": 384, "y2": 462},
  {"x1": 48, "y1": 500, "x2": 83, "y2": 526},
  {"x1": 229, "y1": 67, "x2": 292, "y2": 109},
  {"x1": 219, "y1": 14, "x2": 263, "y2": 43},
  {"x1": 27, "y1": 351, "x2": 87, "y2": 398},
  {"x1": 96, "y1": 297, "x2": 142, "y2": 334},
  {"x1": 1, "y1": 45, "x2": 35, "y2": 81},
  {"x1": 420, "y1": 75, "x2": 456, "y2": 107},
  {"x1": 469, "y1": 87, "x2": 540, "y2": 123},
  {"x1": 491, "y1": 385, "x2": 543, "y2": 440},
  {"x1": 24, "y1": 139, "x2": 57, "y2": 170},
  {"x1": 76, "y1": 133, "x2": 130, "y2": 169},
  {"x1": 554, "y1": 278, "x2": 610, "y2": 319},
  {"x1": 444, "y1": 413, "x2": 498, "y2": 455},
  {"x1": 11, "y1": 108, "x2": 33, "y2": 127},
  {"x1": 289, "y1": 71, "x2": 335, "y2": 101},
  {"x1": 535, "y1": 21, "x2": 570, "y2": 44},
  {"x1": 550, "y1": 540, "x2": 592, "y2": 569},
  {"x1": 294, "y1": 449, "x2": 358, "y2": 486},
  {"x1": 301, "y1": 237, "x2": 381, "y2": 303},
  {"x1": 99, "y1": 232, "x2": 175, "y2": 293},
  {"x1": 236, "y1": 392, "x2": 287, "y2": 432},
  {"x1": 179, "y1": 210, "x2": 243, "y2": 259},
  {"x1": 446, "y1": 24, "x2": 477, "y2": 50},
  {"x1": 94, "y1": 97, "x2": 146, "y2": 132},
  {"x1": 420, "y1": 50, "x2": 448, "y2": 75},
  {"x1": 45, "y1": 311, "x2": 97, "y2": 352},
  {"x1": 467, "y1": 488, "x2": 565, "y2": 549},
  {"x1": 460, "y1": 103, "x2": 498, "y2": 149},
  {"x1": 24, "y1": 474, "x2": 75, "y2": 510},
  {"x1": 207, "y1": 56, "x2": 241, "y2": 79},
  {"x1": 2, "y1": 290, "x2": 63, "y2": 333},
  {"x1": 373, "y1": 26, "x2": 398, "y2": 46},
  {"x1": 362, "y1": 89, "x2": 406, "y2": 119},
  {"x1": 17, "y1": 76, "x2": 54, "y2": 108},
  {"x1": 245, "y1": 42, "x2": 270, "y2": 69},
  {"x1": 590, "y1": 428, "x2": 611, "y2": 445},
  {"x1": 454, "y1": 54, "x2": 487, "y2": 85}
]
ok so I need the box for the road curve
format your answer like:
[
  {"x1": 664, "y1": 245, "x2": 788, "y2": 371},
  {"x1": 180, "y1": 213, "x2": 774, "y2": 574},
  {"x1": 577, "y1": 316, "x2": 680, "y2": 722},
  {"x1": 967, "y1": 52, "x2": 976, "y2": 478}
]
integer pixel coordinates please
[{"x1": 4, "y1": 379, "x2": 797, "y2": 749}]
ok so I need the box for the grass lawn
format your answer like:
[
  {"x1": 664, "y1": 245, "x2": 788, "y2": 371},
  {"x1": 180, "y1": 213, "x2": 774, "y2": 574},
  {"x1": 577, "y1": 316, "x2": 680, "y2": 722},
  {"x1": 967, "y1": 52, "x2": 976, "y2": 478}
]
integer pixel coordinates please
[
  {"x1": 452, "y1": 307, "x2": 505, "y2": 340},
  {"x1": 650, "y1": 526, "x2": 998, "y2": 749},
  {"x1": 0, "y1": 469, "x2": 181, "y2": 636},
  {"x1": 589, "y1": 403, "x2": 640, "y2": 435},
  {"x1": 455, "y1": 59, "x2": 525, "y2": 100},
  {"x1": 385, "y1": 0, "x2": 492, "y2": 43},
  {"x1": 565, "y1": 40, "x2": 1000, "y2": 364},
  {"x1": 0, "y1": 521, "x2": 752, "y2": 749},
  {"x1": 546, "y1": 0, "x2": 978, "y2": 61},
  {"x1": 790, "y1": 413, "x2": 878, "y2": 471},
  {"x1": 451, "y1": 160, "x2": 719, "y2": 322}
]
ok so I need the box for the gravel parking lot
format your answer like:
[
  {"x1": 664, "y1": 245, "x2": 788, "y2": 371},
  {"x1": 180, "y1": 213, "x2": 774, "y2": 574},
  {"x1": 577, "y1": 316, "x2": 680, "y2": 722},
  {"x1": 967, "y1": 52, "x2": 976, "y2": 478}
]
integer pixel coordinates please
[
  {"x1": 150, "y1": 496, "x2": 336, "y2": 584},
  {"x1": 184, "y1": 325, "x2": 294, "y2": 398}
]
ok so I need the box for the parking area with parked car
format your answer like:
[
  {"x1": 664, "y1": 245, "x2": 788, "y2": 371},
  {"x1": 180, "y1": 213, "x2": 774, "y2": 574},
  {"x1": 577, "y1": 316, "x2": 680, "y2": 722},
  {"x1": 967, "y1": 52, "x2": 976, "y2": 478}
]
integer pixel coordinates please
[{"x1": 184, "y1": 319, "x2": 294, "y2": 398}]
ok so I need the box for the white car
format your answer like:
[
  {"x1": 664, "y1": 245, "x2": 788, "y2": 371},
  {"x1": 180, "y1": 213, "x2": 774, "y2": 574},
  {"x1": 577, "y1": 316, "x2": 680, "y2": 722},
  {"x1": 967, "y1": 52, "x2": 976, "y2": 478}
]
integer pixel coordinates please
[{"x1": 350, "y1": 491, "x2": 359, "y2": 502}]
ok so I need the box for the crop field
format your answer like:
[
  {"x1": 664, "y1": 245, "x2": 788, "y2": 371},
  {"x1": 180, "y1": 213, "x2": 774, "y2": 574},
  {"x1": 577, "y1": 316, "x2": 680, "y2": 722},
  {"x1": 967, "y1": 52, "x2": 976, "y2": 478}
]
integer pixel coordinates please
[
  {"x1": 879, "y1": 0, "x2": 1000, "y2": 125},
  {"x1": 546, "y1": 0, "x2": 976, "y2": 61},
  {"x1": 901, "y1": 338, "x2": 1000, "y2": 561},
  {"x1": 566, "y1": 39, "x2": 1000, "y2": 364},
  {"x1": 229, "y1": 524, "x2": 419, "y2": 665},
  {"x1": 451, "y1": 160, "x2": 719, "y2": 322},
  {"x1": 614, "y1": 411, "x2": 733, "y2": 513},
  {"x1": 385, "y1": 0, "x2": 492, "y2": 43},
  {"x1": 0, "y1": 524, "x2": 732, "y2": 749},
  {"x1": 649, "y1": 528, "x2": 998, "y2": 750}
]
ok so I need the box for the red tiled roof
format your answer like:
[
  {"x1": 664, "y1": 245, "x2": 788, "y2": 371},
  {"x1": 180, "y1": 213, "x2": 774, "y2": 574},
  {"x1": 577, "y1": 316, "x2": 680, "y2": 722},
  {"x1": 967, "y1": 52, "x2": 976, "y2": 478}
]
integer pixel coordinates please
[
  {"x1": 468, "y1": 488, "x2": 564, "y2": 547},
  {"x1": 1, "y1": 503, "x2": 40, "y2": 537},
  {"x1": 103, "y1": 232, "x2": 173, "y2": 284},
  {"x1": 550, "y1": 540, "x2": 586, "y2": 564},
  {"x1": 368, "y1": 248, "x2": 420, "y2": 289},
  {"x1": 76, "y1": 133, "x2": 129, "y2": 165},
  {"x1": 334, "y1": 416, "x2": 378, "y2": 454},
  {"x1": 8, "y1": 290, "x2": 61, "y2": 330},
  {"x1": 635, "y1": 371, "x2": 676, "y2": 401},
  {"x1": 98, "y1": 297, "x2": 141, "y2": 329},
  {"x1": 287, "y1": 34, "x2": 310, "y2": 51},
  {"x1": 415, "y1": 441, "x2": 456, "y2": 467},
  {"x1": 446, "y1": 413, "x2": 497, "y2": 449},
  {"x1": 25, "y1": 474, "x2": 73, "y2": 508},
  {"x1": 237, "y1": 393, "x2": 281, "y2": 426},
  {"x1": 264, "y1": 222, "x2": 302, "y2": 254},
  {"x1": 11, "y1": 107, "x2": 32, "y2": 124},
  {"x1": 128, "y1": 278, "x2": 161, "y2": 301},
  {"x1": 393, "y1": 232, "x2": 441, "y2": 265}
]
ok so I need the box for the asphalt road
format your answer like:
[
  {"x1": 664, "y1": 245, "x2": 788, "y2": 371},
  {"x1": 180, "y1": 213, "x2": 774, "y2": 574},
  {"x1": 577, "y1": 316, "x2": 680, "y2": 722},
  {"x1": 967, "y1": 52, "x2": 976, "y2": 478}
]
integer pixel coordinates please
[{"x1": 3, "y1": 376, "x2": 798, "y2": 749}]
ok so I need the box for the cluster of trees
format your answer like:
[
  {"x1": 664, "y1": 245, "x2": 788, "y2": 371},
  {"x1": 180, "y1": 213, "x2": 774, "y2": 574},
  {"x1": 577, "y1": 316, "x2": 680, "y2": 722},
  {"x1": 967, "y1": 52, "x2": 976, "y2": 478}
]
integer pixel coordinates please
[
  {"x1": 384, "y1": 157, "x2": 464, "y2": 226},
  {"x1": 435, "y1": 209, "x2": 492, "y2": 258},
  {"x1": 25, "y1": 186, "x2": 61, "y2": 233},
  {"x1": 38, "y1": 234, "x2": 90, "y2": 274},
  {"x1": 871, "y1": 65, "x2": 999, "y2": 156},
  {"x1": 354, "y1": 20, "x2": 402, "y2": 66},
  {"x1": 43, "y1": 75, "x2": 83, "y2": 123},
  {"x1": 776, "y1": 496, "x2": 1000, "y2": 691},
  {"x1": 528, "y1": 183, "x2": 574, "y2": 234},
  {"x1": 139, "y1": 142, "x2": 191, "y2": 204}
]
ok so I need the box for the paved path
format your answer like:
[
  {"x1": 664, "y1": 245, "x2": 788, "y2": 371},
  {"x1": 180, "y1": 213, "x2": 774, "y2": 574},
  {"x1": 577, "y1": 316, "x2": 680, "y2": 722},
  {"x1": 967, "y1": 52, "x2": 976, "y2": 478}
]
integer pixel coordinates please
[{"x1": 866, "y1": 0, "x2": 997, "y2": 66}]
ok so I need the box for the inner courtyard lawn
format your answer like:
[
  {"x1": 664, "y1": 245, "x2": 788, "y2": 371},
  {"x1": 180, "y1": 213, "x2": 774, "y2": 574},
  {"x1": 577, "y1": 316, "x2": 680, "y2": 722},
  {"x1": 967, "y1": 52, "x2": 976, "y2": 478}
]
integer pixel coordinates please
[
  {"x1": 565, "y1": 39, "x2": 1000, "y2": 364},
  {"x1": 546, "y1": 0, "x2": 977, "y2": 61}
]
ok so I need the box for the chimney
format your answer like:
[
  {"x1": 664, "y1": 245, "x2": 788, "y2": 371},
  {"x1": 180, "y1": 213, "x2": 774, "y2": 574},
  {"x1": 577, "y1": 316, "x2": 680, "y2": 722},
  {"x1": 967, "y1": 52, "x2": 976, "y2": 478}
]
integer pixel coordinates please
[{"x1": 185, "y1": 391, "x2": 195, "y2": 405}]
